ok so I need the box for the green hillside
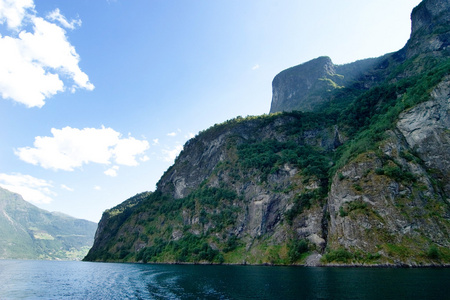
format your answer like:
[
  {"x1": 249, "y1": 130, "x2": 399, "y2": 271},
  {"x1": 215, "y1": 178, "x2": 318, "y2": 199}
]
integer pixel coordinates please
[{"x1": 0, "y1": 187, "x2": 97, "y2": 260}]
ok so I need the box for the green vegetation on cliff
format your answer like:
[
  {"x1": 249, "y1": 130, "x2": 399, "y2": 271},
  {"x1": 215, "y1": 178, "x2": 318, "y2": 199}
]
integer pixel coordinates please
[
  {"x1": 85, "y1": 53, "x2": 450, "y2": 264},
  {"x1": 85, "y1": 0, "x2": 450, "y2": 266}
]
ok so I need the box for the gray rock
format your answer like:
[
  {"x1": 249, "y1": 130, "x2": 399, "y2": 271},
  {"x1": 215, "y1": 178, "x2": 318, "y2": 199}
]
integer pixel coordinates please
[{"x1": 397, "y1": 76, "x2": 450, "y2": 196}]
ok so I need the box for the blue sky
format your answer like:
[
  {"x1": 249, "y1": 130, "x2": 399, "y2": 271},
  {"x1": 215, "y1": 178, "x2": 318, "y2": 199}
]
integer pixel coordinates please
[{"x1": 0, "y1": 0, "x2": 422, "y2": 222}]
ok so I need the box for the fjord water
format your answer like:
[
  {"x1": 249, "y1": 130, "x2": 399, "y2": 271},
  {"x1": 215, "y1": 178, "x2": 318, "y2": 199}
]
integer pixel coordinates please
[{"x1": 1, "y1": 260, "x2": 449, "y2": 299}]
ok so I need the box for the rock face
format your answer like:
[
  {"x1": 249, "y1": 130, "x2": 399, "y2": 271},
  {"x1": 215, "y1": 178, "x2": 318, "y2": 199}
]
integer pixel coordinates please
[
  {"x1": 86, "y1": 0, "x2": 450, "y2": 266},
  {"x1": 397, "y1": 76, "x2": 450, "y2": 196},
  {"x1": 407, "y1": 0, "x2": 450, "y2": 58},
  {"x1": 269, "y1": 56, "x2": 339, "y2": 113},
  {"x1": 327, "y1": 128, "x2": 450, "y2": 263},
  {"x1": 86, "y1": 114, "x2": 337, "y2": 264},
  {"x1": 269, "y1": 56, "x2": 382, "y2": 113},
  {"x1": 270, "y1": 0, "x2": 450, "y2": 114}
]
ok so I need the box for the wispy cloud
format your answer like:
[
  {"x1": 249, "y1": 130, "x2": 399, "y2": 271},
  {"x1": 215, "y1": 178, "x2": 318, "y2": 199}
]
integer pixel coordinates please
[
  {"x1": 60, "y1": 184, "x2": 74, "y2": 192},
  {"x1": 94, "y1": 185, "x2": 101, "y2": 191},
  {"x1": 0, "y1": 0, "x2": 94, "y2": 108},
  {"x1": 104, "y1": 165, "x2": 119, "y2": 177},
  {"x1": 167, "y1": 129, "x2": 182, "y2": 137},
  {"x1": 162, "y1": 145, "x2": 183, "y2": 163},
  {"x1": 0, "y1": 172, "x2": 55, "y2": 204},
  {"x1": 151, "y1": 129, "x2": 194, "y2": 163},
  {"x1": 46, "y1": 8, "x2": 81, "y2": 30},
  {"x1": 140, "y1": 155, "x2": 149, "y2": 162},
  {"x1": 15, "y1": 126, "x2": 149, "y2": 175},
  {"x1": 252, "y1": 64, "x2": 260, "y2": 70}
]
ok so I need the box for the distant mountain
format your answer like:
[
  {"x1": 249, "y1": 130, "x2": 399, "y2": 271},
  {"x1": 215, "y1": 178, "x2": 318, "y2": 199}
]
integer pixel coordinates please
[
  {"x1": 0, "y1": 187, "x2": 97, "y2": 260},
  {"x1": 85, "y1": 0, "x2": 450, "y2": 266}
]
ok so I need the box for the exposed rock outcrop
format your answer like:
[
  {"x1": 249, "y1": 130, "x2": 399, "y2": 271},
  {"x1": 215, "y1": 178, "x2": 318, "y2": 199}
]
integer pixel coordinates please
[
  {"x1": 406, "y1": 0, "x2": 450, "y2": 58},
  {"x1": 269, "y1": 56, "x2": 383, "y2": 113},
  {"x1": 397, "y1": 76, "x2": 450, "y2": 196}
]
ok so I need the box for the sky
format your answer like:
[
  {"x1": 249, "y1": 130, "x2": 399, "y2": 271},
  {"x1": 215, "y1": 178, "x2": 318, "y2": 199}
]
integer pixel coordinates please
[{"x1": 0, "y1": 0, "x2": 422, "y2": 223}]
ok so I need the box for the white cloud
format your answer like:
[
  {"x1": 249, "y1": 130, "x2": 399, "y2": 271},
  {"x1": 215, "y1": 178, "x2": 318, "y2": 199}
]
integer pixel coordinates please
[
  {"x1": 15, "y1": 126, "x2": 149, "y2": 174},
  {"x1": 0, "y1": 0, "x2": 34, "y2": 30},
  {"x1": 152, "y1": 138, "x2": 159, "y2": 145},
  {"x1": 0, "y1": 34, "x2": 64, "y2": 107},
  {"x1": 94, "y1": 185, "x2": 101, "y2": 191},
  {"x1": 252, "y1": 64, "x2": 260, "y2": 70},
  {"x1": 167, "y1": 129, "x2": 182, "y2": 137},
  {"x1": 0, "y1": 172, "x2": 55, "y2": 204},
  {"x1": 185, "y1": 132, "x2": 195, "y2": 139},
  {"x1": 46, "y1": 8, "x2": 81, "y2": 30},
  {"x1": 140, "y1": 155, "x2": 149, "y2": 162},
  {"x1": 0, "y1": 0, "x2": 94, "y2": 108},
  {"x1": 60, "y1": 184, "x2": 74, "y2": 192},
  {"x1": 113, "y1": 137, "x2": 149, "y2": 166},
  {"x1": 162, "y1": 145, "x2": 183, "y2": 163},
  {"x1": 104, "y1": 165, "x2": 119, "y2": 177}
]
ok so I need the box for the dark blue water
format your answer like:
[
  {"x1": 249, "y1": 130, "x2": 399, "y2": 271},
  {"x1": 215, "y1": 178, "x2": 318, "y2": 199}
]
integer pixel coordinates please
[{"x1": 0, "y1": 260, "x2": 449, "y2": 299}]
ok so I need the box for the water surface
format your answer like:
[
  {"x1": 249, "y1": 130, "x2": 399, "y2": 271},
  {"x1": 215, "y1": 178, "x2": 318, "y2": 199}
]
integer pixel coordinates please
[{"x1": 0, "y1": 260, "x2": 449, "y2": 299}]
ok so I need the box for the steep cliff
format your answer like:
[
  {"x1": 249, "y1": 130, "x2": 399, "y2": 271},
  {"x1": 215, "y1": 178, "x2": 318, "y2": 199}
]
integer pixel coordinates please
[
  {"x1": 407, "y1": 0, "x2": 450, "y2": 58},
  {"x1": 85, "y1": 0, "x2": 450, "y2": 266},
  {"x1": 85, "y1": 113, "x2": 338, "y2": 263},
  {"x1": 270, "y1": 0, "x2": 450, "y2": 115},
  {"x1": 269, "y1": 56, "x2": 384, "y2": 113}
]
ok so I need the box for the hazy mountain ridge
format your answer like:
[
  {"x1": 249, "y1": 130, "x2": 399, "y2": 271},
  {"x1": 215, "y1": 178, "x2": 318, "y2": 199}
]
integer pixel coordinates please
[
  {"x1": 85, "y1": 0, "x2": 450, "y2": 266},
  {"x1": 0, "y1": 187, "x2": 97, "y2": 260}
]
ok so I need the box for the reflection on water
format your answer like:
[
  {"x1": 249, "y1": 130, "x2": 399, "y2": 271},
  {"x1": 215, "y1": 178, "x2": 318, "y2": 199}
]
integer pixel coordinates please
[{"x1": 0, "y1": 260, "x2": 449, "y2": 299}]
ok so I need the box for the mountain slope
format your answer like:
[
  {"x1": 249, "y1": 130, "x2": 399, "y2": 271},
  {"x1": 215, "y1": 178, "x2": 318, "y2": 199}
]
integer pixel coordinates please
[
  {"x1": 0, "y1": 187, "x2": 97, "y2": 260},
  {"x1": 85, "y1": 0, "x2": 450, "y2": 266}
]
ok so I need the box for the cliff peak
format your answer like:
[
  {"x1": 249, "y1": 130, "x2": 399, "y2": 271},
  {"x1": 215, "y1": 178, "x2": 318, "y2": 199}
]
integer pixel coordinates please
[
  {"x1": 411, "y1": 0, "x2": 450, "y2": 34},
  {"x1": 269, "y1": 56, "x2": 339, "y2": 113},
  {"x1": 270, "y1": 0, "x2": 450, "y2": 114},
  {"x1": 407, "y1": 0, "x2": 450, "y2": 57}
]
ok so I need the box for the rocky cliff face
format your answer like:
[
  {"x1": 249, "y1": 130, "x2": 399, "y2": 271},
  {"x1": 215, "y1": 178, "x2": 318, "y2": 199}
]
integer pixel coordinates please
[
  {"x1": 270, "y1": 0, "x2": 450, "y2": 115},
  {"x1": 270, "y1": 56, "x2": 339, "y2": 113},
  {"x1": 85, "y1": 113, "x2": 339, "y2": 263},
  {"x1": 397, "y1": 76, "x2": 450, "y2": 196},
  {"x1": 328, "y1": 126, "x2": 450, "y2": 264},
  {"x1": 407, "y1": 0, "x2": 450, "y2": 58},
  {"x1": 86, "y1": 0, "x2": 450, "y2": 266},
  {"x1": 269, "y1": 56, "x2": 383, "y2": 113}
]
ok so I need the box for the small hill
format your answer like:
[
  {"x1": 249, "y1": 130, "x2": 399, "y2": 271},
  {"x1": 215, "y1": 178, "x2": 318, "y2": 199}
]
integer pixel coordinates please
[{"x1": 0, "y1": 187, "x2": 97, "y2": 260}]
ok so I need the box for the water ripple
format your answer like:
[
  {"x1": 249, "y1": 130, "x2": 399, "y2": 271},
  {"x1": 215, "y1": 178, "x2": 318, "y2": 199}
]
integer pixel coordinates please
[{"x1": 1, "y1": 260, "x2": 450, "y2": 299}]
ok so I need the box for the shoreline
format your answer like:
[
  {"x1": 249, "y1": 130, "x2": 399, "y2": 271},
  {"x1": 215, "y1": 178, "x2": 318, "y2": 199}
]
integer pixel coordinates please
[{"x1": 83, "y1": 259, "x2": 450, "y2": 268}]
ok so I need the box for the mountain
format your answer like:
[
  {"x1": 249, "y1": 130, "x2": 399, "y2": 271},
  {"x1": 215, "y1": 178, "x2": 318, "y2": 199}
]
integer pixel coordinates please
[
  {"x1": 0, "y1": 187, "x2": 97, "y2": 260},
  {"x1": 85, "y1": 0, "x2": 450, "y2": 266},
  {"x1": 269, "y1": 56, "x2": 383, "y2": 113}
]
